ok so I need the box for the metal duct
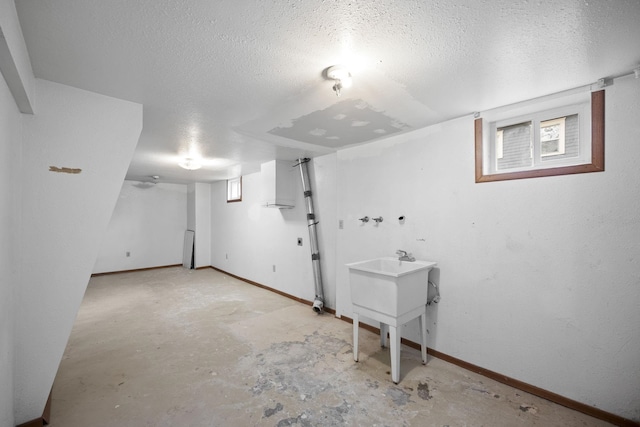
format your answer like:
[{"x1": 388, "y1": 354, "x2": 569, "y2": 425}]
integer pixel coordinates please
[{"x1": 295, "y1": 158, "x2": 325, "y2": 313}]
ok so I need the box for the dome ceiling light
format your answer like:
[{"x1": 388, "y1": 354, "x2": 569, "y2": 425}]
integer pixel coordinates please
[{"x1": 178, "y1": 158, "x2": 202, "y2": 170}]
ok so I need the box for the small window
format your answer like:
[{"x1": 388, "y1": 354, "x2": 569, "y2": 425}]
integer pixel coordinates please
[
  {"x1": 227, "y1": 177, "x2": 242, "y2": 202},
  {"x1": 475, "y1": 90, "x2": 604, "y2": 182}
]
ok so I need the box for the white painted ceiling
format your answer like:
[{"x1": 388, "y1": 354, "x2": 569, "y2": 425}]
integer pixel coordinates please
[{"x1": 15, "y1": 0, "x2": 640, "y2": 184}]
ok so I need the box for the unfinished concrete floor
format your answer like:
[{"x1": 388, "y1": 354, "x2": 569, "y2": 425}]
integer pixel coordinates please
[{"x1": 50, "y1": 267, "x2": 613, "y2": 426}]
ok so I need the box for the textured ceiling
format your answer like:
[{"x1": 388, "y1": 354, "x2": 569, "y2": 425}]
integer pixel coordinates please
[{"x1": 15, "y1": 0, "x2": 640, "y2": 183}]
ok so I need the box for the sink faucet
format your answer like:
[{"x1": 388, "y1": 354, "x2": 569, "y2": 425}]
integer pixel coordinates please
[{"x1": 396, "y1": 250, "x2": 415, "y2": 262}]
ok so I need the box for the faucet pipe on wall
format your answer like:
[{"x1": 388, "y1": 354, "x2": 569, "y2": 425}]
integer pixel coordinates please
[{"x1": 295, "y1": 158, "x2": 325, "y2": 313}]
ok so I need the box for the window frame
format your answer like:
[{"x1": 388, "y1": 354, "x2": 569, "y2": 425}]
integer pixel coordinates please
[
  {"x1": 496, "y1": 129, "x2": 504, "y2": 159},
  {"x1": 226, "y1": 176, "x2": 242, "y2": 203},
  {"x1": 475, "y1": 90, "x2": 604, "y2": 183}
]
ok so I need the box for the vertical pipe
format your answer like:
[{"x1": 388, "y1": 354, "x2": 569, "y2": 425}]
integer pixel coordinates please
[{"x1": 296, "y1": 158, "x2": 325, "y2": 313}]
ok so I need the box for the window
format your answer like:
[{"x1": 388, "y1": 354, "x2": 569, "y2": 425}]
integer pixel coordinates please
[
  {"x1": 540, "y1": 117, "x2": 566, "y2": 157},
  {"x1": 475, "y1": 90, "x2": 604, "y2": 182},
  {"x1": 227, "y1": 177, "x2": 242, "y2": 202}
]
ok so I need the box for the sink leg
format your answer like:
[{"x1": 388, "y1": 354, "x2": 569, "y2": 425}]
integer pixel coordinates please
[
  {"x1": 380, "y1": 323, "x2": 388, "y2": 348},
  {"x1": 353, "y1": 313, "x2": 359, "y2": 362},
  {"x1": 389, "y1": 325, "x2": 401, "y2": 384},
  {"x1": 419, "y1": 311, "x2": 427, "y2": 364}
]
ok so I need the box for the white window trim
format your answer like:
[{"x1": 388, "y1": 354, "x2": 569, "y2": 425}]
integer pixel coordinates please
[
  {"x1": 489, "y1": 103, "x2": 589, "y2": 175},
  {"x1": 495, "y1": 129, "x2": 504, "y2": 159}
]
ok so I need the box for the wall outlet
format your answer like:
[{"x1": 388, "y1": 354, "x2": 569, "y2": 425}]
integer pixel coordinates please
[
  {"x1": 339, "y1": 219, "x2": 344, "y2": 229},
  {"x1": 126, "y1": 251, "x2": 130, "y2": 257},
  {"x1": 272, "y1": 265, "x2": 276, "y2": 272},
  {"x1": 225, "y1": 253, "x2": 228, "y2": 260},
  {"x1": 297, "y1": 237, "x2": 303, "y2": 246}
]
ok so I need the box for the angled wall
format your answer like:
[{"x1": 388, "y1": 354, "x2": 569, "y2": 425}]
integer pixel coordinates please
[
  {"x1": 14, "y1": 79, "x2": 142, "y2": 424},
  {"x1": 0, "y1": 2, "x2": 33, "y2": 425},
  {"x1": 0, "y1": 0, "x2": 35, "y2": 113},
  {"x1": 0, "y1": 55, "x2": 22, "y2": 427}
]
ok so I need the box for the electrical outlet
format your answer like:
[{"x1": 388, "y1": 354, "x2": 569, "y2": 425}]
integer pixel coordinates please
[
  {"x1": 297, "y1": 237, "x2": 303, "y2": 246},
  {"x1": 339, "y1": 220, "x2": 344, "y2": 229},
  {"x1": 126, "y1": 251, "x2": 130, "y2": 257},
  {"x1": 225, "y1": 253, "x2": 228, "y2": 260},
  {"x1": 272, "y1": 265, "x2": 276, "y2": 272}
]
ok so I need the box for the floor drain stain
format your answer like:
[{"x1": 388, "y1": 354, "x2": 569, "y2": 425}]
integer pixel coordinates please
[
  {"x1": 519, "y1": 404, "x2": 538, "y2": 414},
  {"x1": 264, "y1": 402, "x2": 283, "y2": 417},
  {"x1": 417, "y1": 382, "x2": 432, "y2": 400}
]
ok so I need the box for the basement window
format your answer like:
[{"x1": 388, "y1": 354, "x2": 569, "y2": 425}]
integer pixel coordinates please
[
  {"x1": 475, "y1": 90, "x2": 604, "y2": 182},
  {"x1": 227, "y1": 177, "x2": 242, "y2": 202}
]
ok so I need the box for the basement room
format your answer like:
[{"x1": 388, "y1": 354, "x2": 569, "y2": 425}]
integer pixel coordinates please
[{"x1": 1, "y1": 1, "x2": 639, "y2": 426}]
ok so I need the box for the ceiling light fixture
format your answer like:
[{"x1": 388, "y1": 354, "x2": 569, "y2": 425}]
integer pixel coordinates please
[
  {"x1": 326, "y1": 65, "x2": 352, "y2": 97},
  {"x1": 178, "y1": 158, "x2": 202, "y2": 170}
]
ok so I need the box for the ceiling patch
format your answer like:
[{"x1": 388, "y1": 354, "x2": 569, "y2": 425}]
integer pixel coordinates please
[
  {"x1": 309, "y1": 128, "x2": 327, "y2": 136},
  {"x1": 267, "y1": 99, "x2": 410, "y2": 148},
  {"x1": 49, "y1": 166, "x2": 82, "y2": 174}
]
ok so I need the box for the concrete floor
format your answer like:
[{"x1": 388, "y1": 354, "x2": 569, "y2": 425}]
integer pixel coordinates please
[{"x1": 50, "y1": 267, "x2": 613, "y2": 426}]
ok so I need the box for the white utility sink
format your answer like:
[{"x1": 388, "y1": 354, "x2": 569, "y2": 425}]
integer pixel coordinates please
[{"x1": 347, "y1": 257, "x2": 437, "y2": 383}]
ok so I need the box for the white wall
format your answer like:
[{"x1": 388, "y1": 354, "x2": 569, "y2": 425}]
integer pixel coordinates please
[
  {"x1": 210, "y1": 157, "x2": 337, "y2": 308},
  {"x1": 187, "y1": 183, "x2": 196, "y2": 230},
  {"x1": 334, "y1": 78, "x2": 640, "y2": 420},
  {"x1": 0, "y1": 58, "x2": 21, "y2": 427},
  {"x1": 193, "y1": 183, "x2": 211, "y2": 268},
  {"x1": 14, "y1": 79, "x2": 142, "y2": 424},
  {"x1": 93, "y1": 181, "x2": 188, "y2": 274}
]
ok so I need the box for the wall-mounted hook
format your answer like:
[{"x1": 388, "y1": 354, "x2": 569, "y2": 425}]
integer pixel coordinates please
[
  {"x1": 372, "y1": 216, "x2": 383, "y2": 223},
  {"x1": 359, "y1": 216, "x2": 369, "y2": 223}
]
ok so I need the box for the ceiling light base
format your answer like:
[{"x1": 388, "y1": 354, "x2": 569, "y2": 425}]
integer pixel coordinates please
[
  {"x1": 325, "y1": 65, "x2": 352, "y2": 97},
  {"x1": 326, "y1": 65, "x2": 349, "y2": 81},
  {"x1": 178, "y1": 158, "x2": 202, "y2": 170}
]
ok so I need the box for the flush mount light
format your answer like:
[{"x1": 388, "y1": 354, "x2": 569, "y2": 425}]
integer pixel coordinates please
[
  {"x1": 178, "y1": 158, "x2": 202, "y2": 170},
  {"x1": 326, "y1": 65, "x2": 352, "y2": 97}
]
